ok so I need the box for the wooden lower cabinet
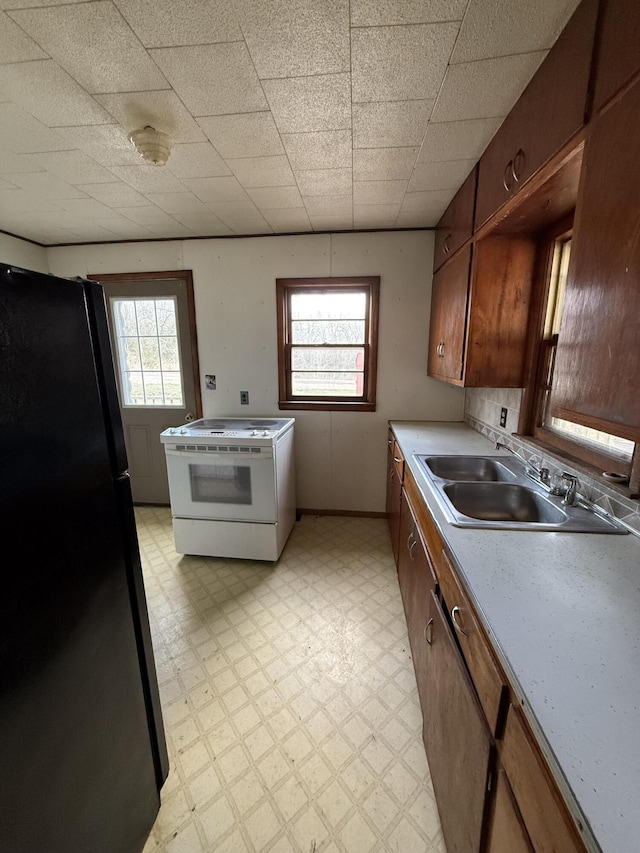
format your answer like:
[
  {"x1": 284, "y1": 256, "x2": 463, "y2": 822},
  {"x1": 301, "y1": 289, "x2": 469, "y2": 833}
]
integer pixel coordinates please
[
  {"x1": 423, "y1": 590, "x2": 492, "y2": 853},
  {"x1": 397, "y1": 489, "x2": 437, "y2": 714},
  {"x1": 485, "y1": 769, "x2": 533, "y2": 853},
  {"x1": 386, "y1": 440, "x2": 402, "y2": 563}
]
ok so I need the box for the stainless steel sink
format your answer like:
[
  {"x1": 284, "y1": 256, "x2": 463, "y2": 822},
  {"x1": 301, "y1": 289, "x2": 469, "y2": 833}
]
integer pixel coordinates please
[
  {"x1": 442, "y1": 482, "x2": 567, "y2": 524},
  {"x1": 414, "y1": 454, "x2": 627, "y2": 533},
  {"x1": 421, "y1": 455, "x2": 517, "y2": 482}
]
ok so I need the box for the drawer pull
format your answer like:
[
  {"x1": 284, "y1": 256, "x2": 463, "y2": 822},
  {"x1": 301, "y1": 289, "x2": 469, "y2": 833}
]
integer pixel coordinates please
[
  {"x1": 394, "y1": 455, "x2": 403, "y2": 464},
  {"x1": 512, "y1": 148, "x2": 525, "y2": 182},
  {"x1": 451, "y1": 605, "x2": 469, "y2": 637},
  {"x1": 406, "y1": 531, "x2": 414, "y2": 550},
  {"x1": 409, "y1": 538, "x2": 418, "y2": 561},
  {"x1": 503, "y1": 160, "x2": 513, "y2": 192},
  {"x1": 424, "y1": 618, "x2": 434, "y2": 644}
]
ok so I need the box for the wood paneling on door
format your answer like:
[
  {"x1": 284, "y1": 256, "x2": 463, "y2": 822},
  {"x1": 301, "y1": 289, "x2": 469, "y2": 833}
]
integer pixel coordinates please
[
  {"x1": 486, "y1": 769, "x2": 534, "y2": 853},
  {"x1": 550, "y1": 76, "x2": 640, "y2": 437},
  {"x1": 592, "y1": 0, "x2": 640, "y2": 112}
]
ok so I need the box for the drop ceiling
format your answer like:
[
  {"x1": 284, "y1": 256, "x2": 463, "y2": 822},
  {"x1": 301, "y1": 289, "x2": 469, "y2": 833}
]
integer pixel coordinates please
[{"x1": 0, "y1": 0, "x2": 580, "y2": 246}]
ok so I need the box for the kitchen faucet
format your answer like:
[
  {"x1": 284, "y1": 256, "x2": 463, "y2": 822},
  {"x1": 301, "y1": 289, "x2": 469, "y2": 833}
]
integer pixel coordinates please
[{"x1": 494, "y1": 442, "x2": 549, "y2": 484}]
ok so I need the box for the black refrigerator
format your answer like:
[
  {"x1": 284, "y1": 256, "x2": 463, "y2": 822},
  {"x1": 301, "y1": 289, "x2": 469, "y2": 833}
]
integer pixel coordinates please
[{"x1": 0, "y1": 263, "x2": 169, "y2": 853}]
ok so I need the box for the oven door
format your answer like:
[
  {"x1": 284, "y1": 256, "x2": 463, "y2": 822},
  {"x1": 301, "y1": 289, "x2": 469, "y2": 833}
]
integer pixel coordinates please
[{"x1": 164, "y1": 448, "x2": 277, "y2": 522}]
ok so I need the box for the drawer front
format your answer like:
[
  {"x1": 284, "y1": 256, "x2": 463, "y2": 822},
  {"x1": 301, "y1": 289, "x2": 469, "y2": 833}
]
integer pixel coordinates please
[
  {"x1": 501, "y1": 705, "x2": 586, "y2": 853},
  {"x1": 435, "y1": 547, "x2": 506, "y2": 735}
]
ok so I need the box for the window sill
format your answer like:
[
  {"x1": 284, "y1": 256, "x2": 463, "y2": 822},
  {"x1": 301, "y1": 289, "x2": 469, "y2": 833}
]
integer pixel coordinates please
[{"x1": 278, "y1": 400, "x2": 376, "y2": 412}]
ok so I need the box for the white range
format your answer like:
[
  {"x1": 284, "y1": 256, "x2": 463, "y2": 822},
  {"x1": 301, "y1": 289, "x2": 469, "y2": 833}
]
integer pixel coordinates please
[{"x1": 160, "y1": 417, "x2": 296, "y2": 561}]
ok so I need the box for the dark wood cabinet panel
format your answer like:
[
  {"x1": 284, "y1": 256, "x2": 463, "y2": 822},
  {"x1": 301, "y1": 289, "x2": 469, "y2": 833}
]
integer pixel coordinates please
[
  {"x1": 486, "y1": 769, "x2": 534, "y2": 853},
  {"x1": 550, "y1": 76, "x2": 640, "y2": 438},
  {"x1": 423, "y1": 590, "x2": 492, "y2": 853},
  {"x1": 428, "y1": 244, "x2": 471, "y2": 383},
  {"x1": 592, "y1": 0, "x2": 640, "y2": 113},
  {"x1": 474, "y1": 0, "x2": 598, "y2": 230},
  {"x1": 434, "y1": 166, "x2": 477, "y2": 272},
  {"x1": 386, "y1": 438, "x2": 402, "y2": 564}
]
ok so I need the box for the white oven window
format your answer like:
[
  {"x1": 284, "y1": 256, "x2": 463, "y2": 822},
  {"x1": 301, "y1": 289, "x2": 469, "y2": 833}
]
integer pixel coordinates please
[{"x1": 189, "y1": 462, "x2": 252, "y2": 505}]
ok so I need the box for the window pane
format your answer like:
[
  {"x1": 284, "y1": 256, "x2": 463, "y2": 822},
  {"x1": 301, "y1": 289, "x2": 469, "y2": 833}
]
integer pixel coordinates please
[
  {"x1": 549, "y1": 417, "x2": 634, "y2": 459},
  {"x1": 292, "y1": 371, "x2": 361, "y2": 397},
  {"x1": 292, "y1": 319, "x2": 365, "y2": 344},
  {"x1": 291, "y1": 347, "x2": 364, "y2": 371},
  {"x1": 110, "y1": 296, "x2": 184, "y2": 407},
  {"x1": 291, "y1": 292, "x2": 366, "y2": 320}
]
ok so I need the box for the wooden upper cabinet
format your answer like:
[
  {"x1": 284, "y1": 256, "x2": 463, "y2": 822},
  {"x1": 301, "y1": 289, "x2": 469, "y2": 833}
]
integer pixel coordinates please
[
  {"x1": 474, "y1": 0, "x2": 598, "y2": 230},
  {"x1": 434, "y1": 166, "x2": 477, "y2": 272},
  {"x1": 592, "y1": 0, "x2": 640, "y2": 113},
  {"x1": 428, "y1": 244, "x2": 471, "y2": 383},
  {"x1": 550, "y1": 75, "x2": 640, "y2": 438}
]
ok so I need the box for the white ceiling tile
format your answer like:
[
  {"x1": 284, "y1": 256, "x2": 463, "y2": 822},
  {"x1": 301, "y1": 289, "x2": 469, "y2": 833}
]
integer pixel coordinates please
[
  {"x1": 227, "y1": 219, "x2": 273, "y2": 235},
  {"x1": 351, "y1": 23, "x2": 459, "y2": 102},
  {"x1": 108, "y1": 164, "x2": 187, "y2": 193},
  {"x1": 397, "y1": 210, "x2": 440, "y2": 227},
  {"x1": 0, "y1": 103, "x2": 75, "y2": 153},
  {"x1": 309, "y1": 214, "x2": 353, "y2": 231},
  {"x1": 92, "y1": 217, "x2": 157, "y2": 239},
  {"x1": 144, "y1": 220, "x2": 194, "y2": 238},
  {"x1": 197, "y1": 113, "x2": 284, "y2": 159},
  {"x1": 246, "y1": 186, "x2": 304, "y2": 210},
  {"x1": 22, "y1": 150, "x2": 116, "y2": 184},
  {"x1": 451, "y1": 0, "x2": 580, "y2": 63},
  {"x1": 351, "y1": 0, "x2": 467, "y2": 26},
  {"x1": 166, "y1": 142, "x2": 231, "y2": 179},
  {"x1": 353, "y1": 203, "x2": 400, "y2": 228},
  {"x1": 0, "y1": 177, "x2": 16, "y2": 190},
  {"x1": 236, "y1": 0, "x2": 349, "y2": 78},
  {"x1": 0, "y1": 148, "x2": 44, "y2": 174},
  {"x1": 281, "y1": 131, "x2": 351, "y2": 171},
  {"x1": 0, "y1": 60, "x2": 112, "y2": 127},
  {"x1": 263, "y1": 73, "x2": 350, "y2": 134},
  {"x1": 55, "y1": 124, "x2": 144, "y2": 167},
  {"x1": 431, "y1": 52, "x2": 547, "y2": 122},
  {"x1": 303, "y1": 195, "x2": 352, "y2": 216},
  {"x1": 0, "y1": 9, "x2": 47, "y2": 62},
  {"x1": 418, "y1": 117, "x2": 502, "y2": 164},
  {"x1": 353, "y1": 148, "x2": 419, "y2": 181},
  {"x1": 71, "y1": 222, "x2": 145, "y2": 242},
  {"x1": 0, "y1": 187, "x2": 60, "y2": 212},
  {"x1": 354, "y1": 180, "x2": 408, "y2": 205},
  {"x1": 113, "y1": 205, "x2": 180, "y2": 226},
  {"x1": 149, "y1": 43, "x2": 267, "y2": 116},
  {"x1": 400, "y1": 188, "x2": 455, "y2": 213},
  {"x1": 96, "y1": 91, "x2": 207, "y2": 144},
  {"x1": 181, "y1": 176, "x2": 250, "y2": 203},
  {"x1": 53, "y1": 197, "x2": 122, "y2": 219},
  {"x1": 9, "y1": 171, "x2": 86, "y2": 199},
  {"x1": 9, "y1": 2, "x2": 170, "y2": 94},
  {"x1": 295, "y1": 168, "x2": 352, "y2": 197},
  {"x1": 227, "y1": 155, "x2": 296, "y2": 188},
  {"x1": 261, "y1": 208, "x2": 312, "y2": 232},
  {"x1": 76, "y1": 182, "x2": 149, "y2": 207},
  {"x1": 172, "y1": 213, "x2": 234, "y2": 236},
  {"x1": 353, "y1": 100, "x2": 434, "y2": 148},
  {"x1": 407, "y1": 158, "x2": 476, "y2": 192},
  {"x1": 113, "y1": 0, "x2": 240, "y2": 47},
  {"x1": 145, "y1": 191, "x2": 211, "y2": 215},
  {"x1": 206, "y1": 200, "x2": 262, "y2": 220}
]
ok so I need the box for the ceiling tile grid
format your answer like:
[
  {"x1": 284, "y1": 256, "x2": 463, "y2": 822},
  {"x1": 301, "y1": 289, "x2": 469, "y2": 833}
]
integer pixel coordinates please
[{"x1": 0, "y1": 0, "x2": 580, "y2": 245}]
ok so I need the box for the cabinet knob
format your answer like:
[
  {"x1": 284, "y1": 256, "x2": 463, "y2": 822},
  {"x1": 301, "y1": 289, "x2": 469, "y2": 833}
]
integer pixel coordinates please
[{"x1": 451, "y1": 605, "x2": 469, "y2": 637}]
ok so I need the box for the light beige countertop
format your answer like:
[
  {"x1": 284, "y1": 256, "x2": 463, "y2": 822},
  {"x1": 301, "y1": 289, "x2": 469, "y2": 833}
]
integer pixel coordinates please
[{"x1": 390, "y1": 420, "x2": 640, "y2": 853}]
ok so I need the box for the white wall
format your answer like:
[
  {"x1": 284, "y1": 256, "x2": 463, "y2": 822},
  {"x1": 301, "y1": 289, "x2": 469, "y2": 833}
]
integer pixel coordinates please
[
  {"x1": 0, "y1": 232, "x2": 48, "y2": 273},
  {"x1": 48, "y1": 231, "x2": 465, "y2": 512}
]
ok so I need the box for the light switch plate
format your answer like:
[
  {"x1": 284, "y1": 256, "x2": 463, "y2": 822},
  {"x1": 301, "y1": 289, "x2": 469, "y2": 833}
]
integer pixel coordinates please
[{"x1": 240, "y1": 390, "x2": 249, "y2": 405}]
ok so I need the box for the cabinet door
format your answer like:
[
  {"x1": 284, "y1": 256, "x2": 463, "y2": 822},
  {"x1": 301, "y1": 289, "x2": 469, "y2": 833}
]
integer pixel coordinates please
[
  {"x1": 423, "y1": 590, "x2": 492, "y2": 853},
  {"x1": 550, "y1": 76, "x2": 640, "y2": 436},
  {"x1": 592, "y1": 0, "x2": 640, "y2": 113},
  {"x1": 397, "y1": 491, "x2": 437, "y2": 715},
  {"x1": 486, "y1": 769, "x2": 534, "y2": 853},
  {"x1": 474, "y1": 0, "x2": 597, "y2": 230},
  {"x1": 434, "y1": 167, "x2": 477, "y2": 271},
  {"x1": 428, "y1": 244, "x2": 471, "y2": 383},
  {"x1": 386, "y1": 442, "x2": 402, "y2": 565}
]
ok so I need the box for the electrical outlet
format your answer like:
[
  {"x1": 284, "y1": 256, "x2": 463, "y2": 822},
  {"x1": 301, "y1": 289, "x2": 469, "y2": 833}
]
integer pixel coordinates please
[
  {"x1": 500, "y1": 407, "x2": 508, "y2": 428},
  {"x1": 240, "y1": 390, "x2": 249, "y2": 405}
]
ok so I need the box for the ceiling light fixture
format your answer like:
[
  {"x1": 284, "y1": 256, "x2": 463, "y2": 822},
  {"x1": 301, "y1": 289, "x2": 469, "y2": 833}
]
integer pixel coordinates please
[{"x1": 128, "y1": 125, "x2": 172, "y2": 166}]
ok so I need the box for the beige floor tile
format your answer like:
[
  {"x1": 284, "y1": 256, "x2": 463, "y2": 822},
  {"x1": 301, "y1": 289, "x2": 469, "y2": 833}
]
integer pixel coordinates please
[{"x1": 135, "y1": 508, "x2": 445, "y2": 852}]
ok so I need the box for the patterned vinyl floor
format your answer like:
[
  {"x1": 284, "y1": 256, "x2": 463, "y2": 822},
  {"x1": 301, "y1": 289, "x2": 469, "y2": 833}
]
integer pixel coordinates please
[{"x1": 137, "y1": 506, "x2": 445, "y2": 853}]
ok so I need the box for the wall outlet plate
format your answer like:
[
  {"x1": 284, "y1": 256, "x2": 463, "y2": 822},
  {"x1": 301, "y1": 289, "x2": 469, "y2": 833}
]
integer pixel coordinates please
[
  {"x1": 205, "y1": 374, "x2": 216, "y2": 390},
  {"x1": 240, "y1": 390, "x2": 249, "y2": 405},
  {"x1": 500, "y1": 407, "x2": 508, "y2": 428}
]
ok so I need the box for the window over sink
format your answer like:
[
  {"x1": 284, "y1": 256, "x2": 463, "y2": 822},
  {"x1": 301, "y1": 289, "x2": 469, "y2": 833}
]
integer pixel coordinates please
[{"x1": 276, "y1": 277, "x2": 379, "y2": 411}]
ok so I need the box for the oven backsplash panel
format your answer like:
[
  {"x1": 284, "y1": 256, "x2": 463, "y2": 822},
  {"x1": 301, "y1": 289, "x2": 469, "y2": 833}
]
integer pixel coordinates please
[{"x1": 464, "y1": 388, "x2": 640, "y2": 536}]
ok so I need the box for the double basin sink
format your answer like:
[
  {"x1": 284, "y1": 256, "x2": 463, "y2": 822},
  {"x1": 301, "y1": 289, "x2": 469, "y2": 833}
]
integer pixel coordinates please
[{"x1": 415, "y1": 454, "x2": 626, "y2": 533}]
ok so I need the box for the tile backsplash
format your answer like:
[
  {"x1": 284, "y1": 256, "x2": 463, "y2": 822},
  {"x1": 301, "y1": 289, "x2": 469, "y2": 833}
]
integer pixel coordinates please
[{"x1": 464, "y1": 388, "x2": 640, "y2": 536}]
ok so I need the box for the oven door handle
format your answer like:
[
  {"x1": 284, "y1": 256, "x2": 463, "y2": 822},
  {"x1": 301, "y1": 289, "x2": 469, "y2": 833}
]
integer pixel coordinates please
[{"x1": 164, "y1": 448, "x2": 273, "y2": 460}]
